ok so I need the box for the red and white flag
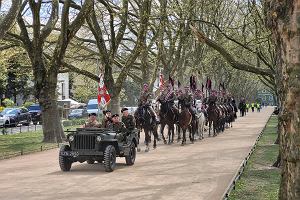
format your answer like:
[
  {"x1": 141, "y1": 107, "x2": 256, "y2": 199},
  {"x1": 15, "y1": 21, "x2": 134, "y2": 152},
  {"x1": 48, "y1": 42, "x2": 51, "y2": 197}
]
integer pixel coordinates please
[{"x1": 98, "y1": 74, "x2": 111, "y2": 107}]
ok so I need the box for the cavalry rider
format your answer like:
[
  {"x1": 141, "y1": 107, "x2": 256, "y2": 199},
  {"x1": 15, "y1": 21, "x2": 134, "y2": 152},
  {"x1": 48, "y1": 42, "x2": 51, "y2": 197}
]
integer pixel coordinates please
[
  {"x1": 208, "y1": 90, "x2": 218, "y2": 106},
  {"x1": 134, "y1": 83, "x2": 159, "y2": 123},
  {"x1": 179, "y1": 86, "x2": 196, "y2": 118},
  {"x1": 157, "y1": 83, "x2": 179, "y2": 119}
]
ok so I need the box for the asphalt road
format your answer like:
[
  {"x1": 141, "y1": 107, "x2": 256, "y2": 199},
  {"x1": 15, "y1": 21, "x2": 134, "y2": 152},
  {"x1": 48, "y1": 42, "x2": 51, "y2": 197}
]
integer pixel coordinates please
[{"x1": 0, "y1": 107, "x2": 274, "y2": 200}]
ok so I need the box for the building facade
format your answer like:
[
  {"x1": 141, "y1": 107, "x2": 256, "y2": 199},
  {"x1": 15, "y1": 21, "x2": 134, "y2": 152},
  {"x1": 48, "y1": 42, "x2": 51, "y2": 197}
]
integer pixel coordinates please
[{"x1": 257, "y1": 89, "x2": 276, "y2": 106}]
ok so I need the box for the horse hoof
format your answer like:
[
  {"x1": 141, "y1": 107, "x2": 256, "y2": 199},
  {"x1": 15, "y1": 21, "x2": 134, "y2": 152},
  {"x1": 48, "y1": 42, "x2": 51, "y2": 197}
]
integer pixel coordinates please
[
  {"x1": 163, "y1": 140, "x2": 167, "y2": 145},
  {"x1": 137, "y1": 148, "x2": 141, "y2": 152},
  {"x1": 145, "y1": 148, "x2": 150, "y2": 152},
  {"x1": 153, "y1": 146, "x2": 157, "y2": 149}
]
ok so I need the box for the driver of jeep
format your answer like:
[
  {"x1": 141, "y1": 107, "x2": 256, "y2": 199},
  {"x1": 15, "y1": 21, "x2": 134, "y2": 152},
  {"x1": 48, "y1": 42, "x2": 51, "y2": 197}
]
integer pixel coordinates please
[
  {"x1": 83, "y1": 113, "x2": 101, "y2": 128},
  {"x1": 108, "y1": 114, "x2": 128, "y2": 141}
]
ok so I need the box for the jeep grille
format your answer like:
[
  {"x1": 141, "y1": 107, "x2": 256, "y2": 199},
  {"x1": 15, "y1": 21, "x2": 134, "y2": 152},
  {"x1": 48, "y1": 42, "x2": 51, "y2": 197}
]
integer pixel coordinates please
[{"x1": 74, "y1": 135, "x2": 96, "y2": 150}]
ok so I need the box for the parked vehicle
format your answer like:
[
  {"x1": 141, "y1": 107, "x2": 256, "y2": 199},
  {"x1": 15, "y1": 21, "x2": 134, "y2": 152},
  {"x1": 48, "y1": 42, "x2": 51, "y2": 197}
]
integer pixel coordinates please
[
  {"x1": 2, "y1": 108, "x2": 31, "y2": 126},
  {"x1": 0, "y1": 108, "x2": 14, "y2": 127},
  {"x1": 0, "y1": 113, "x2": 10, "y2": 127},
  {"x1": 68, "y1": 109, "x2": 88, "y2": 119},
  {"x1": 86, "y1": 99, "x2": 101, "y2": 115},
  {"x1": 28, "y1": 104, "x2": 42, "y2": 125}
]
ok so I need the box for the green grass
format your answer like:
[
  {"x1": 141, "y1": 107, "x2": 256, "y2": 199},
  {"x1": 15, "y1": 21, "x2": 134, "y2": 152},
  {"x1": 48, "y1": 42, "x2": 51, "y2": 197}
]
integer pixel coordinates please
[
  {"x1": 229, "y1": 116, "x2": 280, "y2": 200},
  {"x1": 0, "y1": 125, "x2": 79, "y2": 159}
]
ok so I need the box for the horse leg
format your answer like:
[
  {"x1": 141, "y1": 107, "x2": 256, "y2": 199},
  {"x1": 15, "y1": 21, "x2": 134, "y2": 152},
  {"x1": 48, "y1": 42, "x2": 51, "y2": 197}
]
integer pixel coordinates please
[
  {"x1": 181, "y1": 128, "x2": 186, "y2": 146},
  {"x1": 189, "y1": 125, "x2": 194, "y2": 144},
  {"x1": 213, "y1": 121, "x2": 217, "y2": 136},
  {"x1": 160, "y1": 123, "x2": 167, "y2": 144},
  {"x1": 168, "y1": 127, "x2": 171, "y2": 145},
  {"x1": 153, "y1": 128, "x2": 158, "y2": 149},
  {"x1": 145, "y1": 129, "x2": 150, "y2": 152},
  {"x1": 177, "y1": 125, "x2": 181, "y2": 142},
  {"x1": 208, "y1": 121, "x2": 211, "y2": 137},
  {"x1": 171, "y1": 125, "x2": 174, "y2": 143}
]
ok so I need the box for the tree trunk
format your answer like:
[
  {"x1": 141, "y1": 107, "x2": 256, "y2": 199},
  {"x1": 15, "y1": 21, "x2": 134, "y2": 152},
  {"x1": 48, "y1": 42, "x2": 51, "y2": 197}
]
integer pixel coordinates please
[
  {"x1": 109, "y1": 93, "x2": 120, "y2": 115},
  {"x1": 265, "y1": 1, "x2": 300, "y2": 199},
  {"x1": 38, "y1": 70, "x2": 65, "y2": 143}
]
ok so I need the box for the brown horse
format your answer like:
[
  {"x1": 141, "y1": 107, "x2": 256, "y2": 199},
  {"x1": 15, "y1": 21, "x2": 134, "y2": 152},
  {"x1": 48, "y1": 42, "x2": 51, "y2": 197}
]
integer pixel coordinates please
[
  {"x1": 158, "y1": 100, "x2": 177, "y2": 144},
  {"x1": 178, "y1": 106, "x2": 193, "y2": 146},
  {"x1": 207, "y1": 103, "x2": 219, "y2": 137}
]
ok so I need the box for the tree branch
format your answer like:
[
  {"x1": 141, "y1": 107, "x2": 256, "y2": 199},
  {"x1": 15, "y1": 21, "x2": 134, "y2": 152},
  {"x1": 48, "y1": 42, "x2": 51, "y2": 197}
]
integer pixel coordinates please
[
  {"x1": 190, "y1": 25, "x2": 273, "y2": 77},
  {"x1": 0, "y1": 0, "x2": 22, "y2": 39}
]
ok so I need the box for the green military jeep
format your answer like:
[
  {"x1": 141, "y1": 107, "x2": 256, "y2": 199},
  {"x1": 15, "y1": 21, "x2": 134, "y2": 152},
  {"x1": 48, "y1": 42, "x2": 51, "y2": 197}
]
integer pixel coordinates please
[{"x1": 59, "y1": 128, "x2": 139, "y2": 172}]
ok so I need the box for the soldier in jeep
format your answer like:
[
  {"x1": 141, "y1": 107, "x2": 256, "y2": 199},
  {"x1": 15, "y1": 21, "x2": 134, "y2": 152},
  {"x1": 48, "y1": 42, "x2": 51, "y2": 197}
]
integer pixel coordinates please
[
  {"x1": 108, "y1": 114, "x2": 128, "y2": 141},
  {"x1": 83, "y1": 113, "x2": 101, "y2": 128}
]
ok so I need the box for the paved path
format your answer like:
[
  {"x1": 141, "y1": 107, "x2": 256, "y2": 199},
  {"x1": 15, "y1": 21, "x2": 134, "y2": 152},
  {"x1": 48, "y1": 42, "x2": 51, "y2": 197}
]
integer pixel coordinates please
[{"x1": 0, "y1": 107, "x2": 274, "y2": 200}]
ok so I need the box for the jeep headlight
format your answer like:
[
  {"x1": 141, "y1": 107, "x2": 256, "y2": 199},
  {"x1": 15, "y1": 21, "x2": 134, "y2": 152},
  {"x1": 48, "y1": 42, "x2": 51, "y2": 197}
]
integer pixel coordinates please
[
  {"x1": 96, "y1": 136, "x2": 102, "y2": 142},
  {"x1": 69, "y1": 135, "x2": 74, "y2": 142}
]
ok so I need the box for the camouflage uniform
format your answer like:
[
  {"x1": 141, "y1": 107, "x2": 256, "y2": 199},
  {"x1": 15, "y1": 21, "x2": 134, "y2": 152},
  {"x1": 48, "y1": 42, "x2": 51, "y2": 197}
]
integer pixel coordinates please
[
  {"x1": 84, "y1": 119, "x2": 101, "y2": 128},
  {"x1": 121, "y1": 115, "x2": 135, "y2": 131},
  {"x1": 108, "y1": 122, "x2": 128, "y2": 141},
  {"x1": 101, "y1": 117, "x2": 112, "y2": 128}
]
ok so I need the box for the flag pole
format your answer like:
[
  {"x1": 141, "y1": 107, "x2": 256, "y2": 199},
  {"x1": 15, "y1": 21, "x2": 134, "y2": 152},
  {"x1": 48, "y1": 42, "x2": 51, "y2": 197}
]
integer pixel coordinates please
[{"x1": 96, "y1": 58, "x2": 101, "y2": 122}]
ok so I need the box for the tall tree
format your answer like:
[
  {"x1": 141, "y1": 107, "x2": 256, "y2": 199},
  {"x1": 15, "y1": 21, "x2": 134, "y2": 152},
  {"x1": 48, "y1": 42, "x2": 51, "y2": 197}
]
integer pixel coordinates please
[
  {"x1": 265, "y1": 0, "x2": 300, "y2": 199},
  {"x1": 8, "y1": 0, "x2": 93, "y2": 142},
  {"x1": 86, "y1": 0, "x2": 151, "y2": 114}
]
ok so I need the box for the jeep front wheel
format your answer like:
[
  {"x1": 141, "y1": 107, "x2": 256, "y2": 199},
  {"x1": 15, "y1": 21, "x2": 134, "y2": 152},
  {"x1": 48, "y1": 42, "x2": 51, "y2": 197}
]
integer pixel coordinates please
[
  {"x1": 59, "y1": 145, "x2": 72, "y2": 171},
  {"x1": 104, "y1": 145, "x2": 116, "y2": 172},
  {"x1": 125, "y1": 143, "x2": 136, "y2": 166}
]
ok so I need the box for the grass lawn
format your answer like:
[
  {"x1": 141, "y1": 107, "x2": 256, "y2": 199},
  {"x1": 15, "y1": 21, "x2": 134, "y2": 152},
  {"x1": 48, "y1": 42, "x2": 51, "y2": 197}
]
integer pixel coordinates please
[
  {"x1": 0, "y1": 126, "x2": 79, "y2": 159},
  {"x1": 229, "y1": 116, "x2": 280, "y2": 200}
]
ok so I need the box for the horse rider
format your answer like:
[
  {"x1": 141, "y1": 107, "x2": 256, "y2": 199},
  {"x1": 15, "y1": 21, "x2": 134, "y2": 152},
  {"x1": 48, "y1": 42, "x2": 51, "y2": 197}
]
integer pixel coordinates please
[
  {"x1": 157, "y1": 84, "x2": 179, "y2": 120},
  {"x1": 121, "y1": 107, "x2": 136, "y2": 131},
  {"x1": 208, "y1": 90, "x2": 218, "y2": 106},
  {"x1": 134, "y1": 83, "x2": 159, "y2": 123},
  {"x1": 179, "y1": 86, "x2": 196, "y2": 118},
  {"x1": 83, "y1": 113, "x2": 101, "y2": 128}
]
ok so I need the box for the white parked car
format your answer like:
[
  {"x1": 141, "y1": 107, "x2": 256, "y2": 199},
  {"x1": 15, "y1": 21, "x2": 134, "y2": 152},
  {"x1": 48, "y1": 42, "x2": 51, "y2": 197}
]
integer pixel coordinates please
[{"x1": 0, "y1": 108, "x2": 13, "y2": 127}]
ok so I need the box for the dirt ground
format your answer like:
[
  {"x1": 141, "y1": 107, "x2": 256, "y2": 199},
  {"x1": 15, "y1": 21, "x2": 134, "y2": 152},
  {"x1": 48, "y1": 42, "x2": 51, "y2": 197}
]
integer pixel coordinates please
[{"x1": 0, "y1": 107, "x2": 274, "y2": 200}]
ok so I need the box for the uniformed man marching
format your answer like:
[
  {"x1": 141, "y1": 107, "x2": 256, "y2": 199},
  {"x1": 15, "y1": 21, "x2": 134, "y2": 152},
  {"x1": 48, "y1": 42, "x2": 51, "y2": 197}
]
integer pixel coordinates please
[
  {"x1": 121, "y1": 108, "x2": 135, "y2": 130},
  {"x1": 83, "y1": 113, "x2": 101, "y2": 128}
]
